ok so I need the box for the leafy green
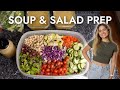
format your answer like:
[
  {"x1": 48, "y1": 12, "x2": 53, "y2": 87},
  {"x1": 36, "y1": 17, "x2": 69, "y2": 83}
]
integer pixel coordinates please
[
  {"x1": 0, "y1": 11, "x2": 24, "y2": 32},
  {"x1": 19, "y1": 52, "x2": 42, "y2": 75}
]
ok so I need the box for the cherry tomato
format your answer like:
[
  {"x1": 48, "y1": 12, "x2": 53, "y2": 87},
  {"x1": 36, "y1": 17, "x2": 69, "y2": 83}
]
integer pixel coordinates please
[
  {"x1": 60, "y1": 62, "x2": 63, "y2": 66},
  {"x1": 41, "y1": 69, "x2": 45, "y2": 73},
  {"x1": 63, "y1": 64, "x2": 67, "y2": 68},
  {"x1": 64, "y1": 56, "x2": 69, "y2": 62},
  {"x1": 53, "y1": 60, "x2": 57, "y2": 63},
  {"x1": 47, "y1": 60, "x2": 51, "y2": 64},
  {"x1": 46, "y1": 72, "x2": 51, "y2": 75},
  {"x1": 53, "y1": 69, "x2": 58, "y2": 74},
  {"x1": 63, "y1": 61, "x2": 67, "y2": 64},
  {"x1": 42, "y1": 64, "x2": 47, "y2": 69},
  {"x1": 46, "y1": 68, "x2": 50, "y2": 73},
  {"x1": 47, "y1": 65, "x2": 51, "y2": 69},
  {"x1": 58, "y1": 68, "x2": 63, "y2": 73},
  {"x1": 61, "y1": 70, "x2": 65, "y2": 75},
  {"x1": 51, "y1": 69, "x2": 54, "y2": 73},
  {"x1": 53, "y1": 73, "x2": 58, "y2": 76},
  {"x1": 50, "y1": 64, "x2": 55, "y2": 69},
  {"x1": 62, "y1": 67, "x2": 67, "y2": 73},
  {"x1": 56, "y1": 61, "x2": 61, "y2": 66}
]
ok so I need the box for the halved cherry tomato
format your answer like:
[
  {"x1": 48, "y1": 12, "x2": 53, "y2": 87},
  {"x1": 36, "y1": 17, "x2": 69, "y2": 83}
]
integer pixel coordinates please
[
  {"x1": 47, "y1": 64, "x2": 51, "y2": 69},
  {"x1": 53, "y1": 69, "x2": 58, "y2": 74},
  {"x1": 62, "y1": 67, "x2": 67, "y2": 73},
  {"x1": 46, "y1": 68, "x2": 50, "y2": 73},
  {"x1": 53, "y1": 60, "x2": 57, "y2": 63},
  {"x1": 60, "y1": 70, "x2": 65, "y2": 75},
  {"x1": 47, "y1": 60, "x2": 51, "y2": 64},
  {"x1": 58, "y1": 68, "x2": 63, "y2": 73},
  {"x1": 63, "y1": 61, "x2": 67, "y2": 64},
  {"x1": 63, "y1": 64, "x2": 67, "y2": 68},
  {"x1": 60, "y1": 62, "x2": 63, "y2": 66},
  {"x1": 50, "y1": 64, "x2": 55, "y2": 69},
  {"x1": 41, "y1": 69, "x2": 45, "y2": 73},
  {"x1": 46, "y1": 72, "x2": 51, "y2": 75},
  {"x1": 56, "y1": 61, "x2": 61, "y2": 66},
  {"x1": 42, "y1": 64, "x2": 47, "y2": 69}
]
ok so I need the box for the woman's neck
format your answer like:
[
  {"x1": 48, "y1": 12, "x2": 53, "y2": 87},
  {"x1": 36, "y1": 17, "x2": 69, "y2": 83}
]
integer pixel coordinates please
[{"x1": 102, "y1": 38, "x2": 110, "y2": 42}]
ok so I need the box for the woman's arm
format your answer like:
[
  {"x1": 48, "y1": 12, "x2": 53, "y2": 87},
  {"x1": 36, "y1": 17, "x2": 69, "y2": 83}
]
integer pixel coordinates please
[
  {"x1": 82, "y1": 45, "x2": 92, "y2": 65},
  {"x1": 109, "y1": 52, "x2": 118, "y2": 79}
]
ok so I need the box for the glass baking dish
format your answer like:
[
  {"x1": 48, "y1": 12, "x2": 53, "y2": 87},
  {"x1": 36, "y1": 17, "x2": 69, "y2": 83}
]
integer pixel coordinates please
[{"x1": 16, "y1": 30, "x2": 89, "y2": 79}]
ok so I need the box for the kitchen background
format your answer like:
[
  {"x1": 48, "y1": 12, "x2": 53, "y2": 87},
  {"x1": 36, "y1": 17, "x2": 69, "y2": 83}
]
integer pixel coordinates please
[{"x1": 0, "y1": 11, "x2": 119, "y2": 79}]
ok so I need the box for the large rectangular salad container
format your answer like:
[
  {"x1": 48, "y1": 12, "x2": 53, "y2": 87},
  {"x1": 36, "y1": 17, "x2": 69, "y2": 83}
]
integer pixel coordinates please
[{"x1": 16, "y1": 30, "x2": 89, "y2": 79}]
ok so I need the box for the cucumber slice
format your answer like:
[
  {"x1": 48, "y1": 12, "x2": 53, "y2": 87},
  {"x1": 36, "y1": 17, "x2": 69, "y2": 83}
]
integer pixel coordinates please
[
  {"x1": 81, "y1": 54, "x2": 84, "y2": 59},
  {"x1": 67, "y1": 48, "x2": 71, "y2": 53},
  {"x1": 80, "y1": 58, "x2": 87, "y2": 63},
  {"x1": 74, "y1": 69, "x2": 78, "y2": 73},
  {"x1": 72, "y1": 65, "x2": 78, "y2": 71},
  {"x1": 69, "y1": 53, "x2": 74, "y2": 60},
  {"x1": 67, "y1": 48, "x2": 74, "y2": 54},
  {"x1": 73, "y1": 44, "x2": 80, "y2": 51},
  {"x1": 78, "y1": 64, "x2": 82, "y2": 70},
  {"x1": 81, "y1": 63, "x2": 86, "y2": 69},
  {"x1": 74, "y1": 51, "x2": 78, "y2": 57},
  {"x1": 78, "y1": 43, "x2": 83, "y2": 48},
  {"x1": 73, "y1": 42, "x2": 78, "y2": 45},
  {"x1": 78, "y1": 50, "x2": 82, "y2": 56},
  {"x1": 69, "y1": 62, "x2": 74, "y2": 68},
  {"x1": 73, "y1": 58, "x2": 79, "y2": 64},
  {"x1": 76, "y1": 55, "x2": 81, "y2": 60},
  {"x1": 69, "y1": 68, "x2": 74, "y2": 74}
]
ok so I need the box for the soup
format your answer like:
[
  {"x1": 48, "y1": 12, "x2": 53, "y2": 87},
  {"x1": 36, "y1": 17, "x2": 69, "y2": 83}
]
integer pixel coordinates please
[{"x1": 27, "y1": 11, "x2": 50, "y2": 30}]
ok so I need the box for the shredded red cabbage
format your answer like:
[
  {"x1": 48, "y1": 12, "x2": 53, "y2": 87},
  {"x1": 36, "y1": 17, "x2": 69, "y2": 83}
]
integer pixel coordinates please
[{"x1": 41, "y1": 46, "x2": 65, "y2": 61}]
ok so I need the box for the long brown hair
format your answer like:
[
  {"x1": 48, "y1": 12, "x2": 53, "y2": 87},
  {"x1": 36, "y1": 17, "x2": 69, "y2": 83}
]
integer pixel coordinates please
[{"x1": 93, "y1": 23, "x2": 112, "y2": 56}]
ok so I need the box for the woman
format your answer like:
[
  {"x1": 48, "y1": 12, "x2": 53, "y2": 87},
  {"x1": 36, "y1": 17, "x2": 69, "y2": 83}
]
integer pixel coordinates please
[{"x1": 82, "y1": 23, "x2": 118, "y2": 79}]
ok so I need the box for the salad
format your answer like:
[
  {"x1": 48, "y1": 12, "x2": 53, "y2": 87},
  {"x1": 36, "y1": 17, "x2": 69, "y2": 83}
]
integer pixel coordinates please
[
  {"x1": 19, "y1": 33, "x2": 87, "y2": 75},
  {"x1": 0, "y1": 11, "x2": 24, "y2": 32}
]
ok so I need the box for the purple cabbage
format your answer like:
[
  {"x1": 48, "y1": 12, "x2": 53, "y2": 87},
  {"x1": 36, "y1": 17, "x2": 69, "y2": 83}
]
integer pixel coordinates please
[{"x1": 41, "y1": 46, "x2": 65, "y2": 61}]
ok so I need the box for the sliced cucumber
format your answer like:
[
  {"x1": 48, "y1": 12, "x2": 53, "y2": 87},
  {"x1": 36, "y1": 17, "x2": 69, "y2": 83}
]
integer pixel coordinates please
[
  {"x1": 72, "y1": 65, "x2": 78, "y2": 71},
  {"x1": 67, "y1": 48, "x2": 71, "y2": 53},
  {"x1": 73, "y1": 58, "x2": 79, "y2": 64},
  {"x1": 74, "y1": 69, "x2": 78, "y2": 73},
  {"x1": 78, "y1": 43, "x2": 83, "y2": 48},
  {"x1": 73, "y1": 42, "x2": 78, "y2": 45},
  {"x1": 78, "y1": 50, "x2": 82, "y2": 56},
  {"x1": 69, "y1": 53, "x2": 74, "y2": 60},
  {"x1": 80, "y1": 58, "x2": 87, "y2": 63},
  {"x1": 69, "y1": 62, "x2": 74, "y2": 68},
  {"x1": 73, "y1": 44, "x2": 80, "y2": 51},
  {"x1": 81, "y1": 63, "x2": 86, "y2": 69},
  {"x1": 73, "y1": 51, "x2": 78, "y2": 57},
  {"x1": 81, "y1": 54, "x2": 84, "y2": 59},
  {"x1": 76, "y1": 55, "x2": 81, "y2": 60},
  {"x1": 78, "y1": 64, "x2": 82, "y2": 70},
  {"x1": 69, "y1": 68, "x2": 74, "y2": 74},
  {"x1": 68, "y1": 48, "x2": 74, "y2": 54}
]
